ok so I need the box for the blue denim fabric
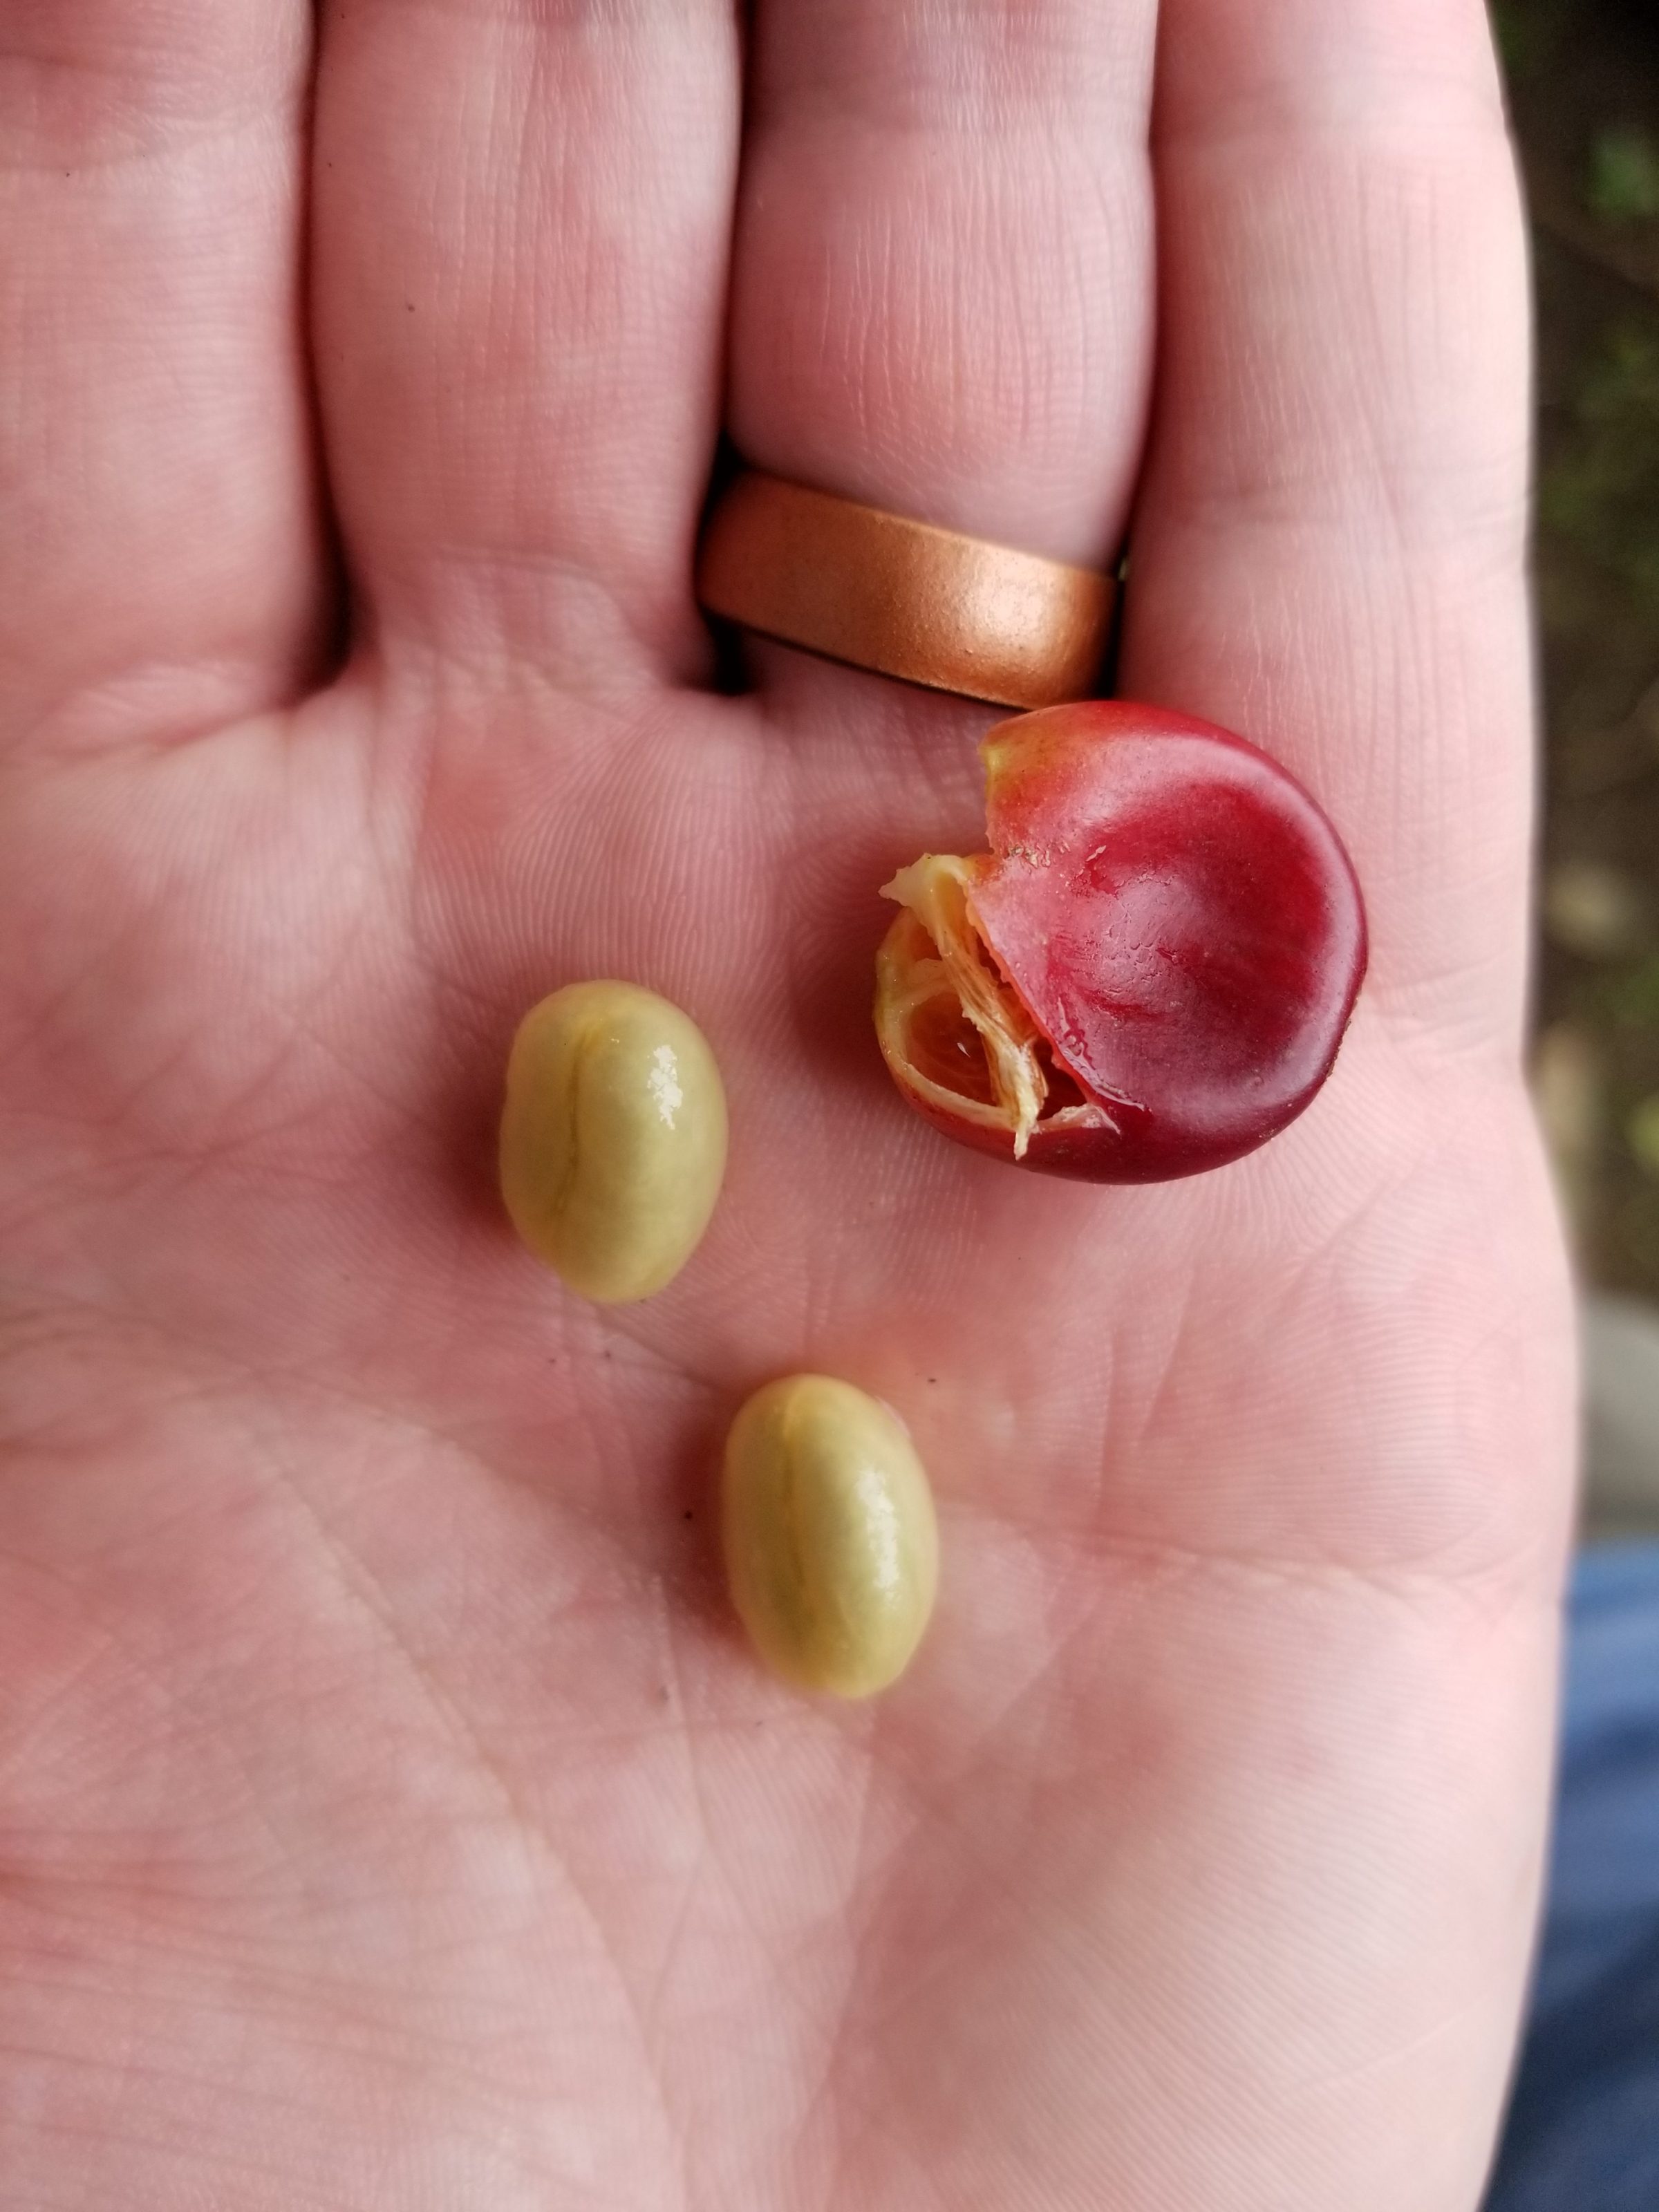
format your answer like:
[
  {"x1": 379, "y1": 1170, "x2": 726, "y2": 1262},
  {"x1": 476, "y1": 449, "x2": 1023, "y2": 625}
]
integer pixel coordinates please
[{"x1": 1485, "y1": 1543, "x2": 1659, "y2": 2211}]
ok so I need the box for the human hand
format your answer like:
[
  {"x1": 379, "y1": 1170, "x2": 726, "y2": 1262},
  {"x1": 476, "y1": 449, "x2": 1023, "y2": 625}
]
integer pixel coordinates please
[{"x1": 0, "y1": 1, "x2": 1573, "y2": 2205}]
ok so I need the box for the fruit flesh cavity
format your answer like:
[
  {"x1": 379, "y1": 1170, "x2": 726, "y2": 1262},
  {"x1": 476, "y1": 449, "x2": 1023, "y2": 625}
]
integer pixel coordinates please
[
  {"x1": 876, "y1": 860, "x2": 1108, "y2": 1160},
  {"x1": 880, "y1": 855, "x2": 1046, "y2": 1154},
  {"x1": 874, "y1": 702, "x2": 1367, "y2": 1183}
]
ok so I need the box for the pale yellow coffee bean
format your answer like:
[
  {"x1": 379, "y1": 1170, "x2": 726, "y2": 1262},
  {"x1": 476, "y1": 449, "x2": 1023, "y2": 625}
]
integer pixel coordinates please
[
  {"x1": 499, "y1": 981, "x2": 727, "y2": 1304},
  {"x1": 722, "y1": 1375, "x2": 939, "y2": 1698}
]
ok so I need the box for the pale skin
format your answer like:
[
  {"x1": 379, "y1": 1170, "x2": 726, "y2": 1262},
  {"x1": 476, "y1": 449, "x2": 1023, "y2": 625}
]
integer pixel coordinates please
[{"x1": 0, "y1": 0, "x2": 1575, "y2": 2206}]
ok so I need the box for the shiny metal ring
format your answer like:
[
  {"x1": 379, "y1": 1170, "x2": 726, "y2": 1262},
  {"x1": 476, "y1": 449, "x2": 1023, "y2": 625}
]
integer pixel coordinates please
[{"x1": 695, "y1": 469, "x2": 1116, "y2": 710}]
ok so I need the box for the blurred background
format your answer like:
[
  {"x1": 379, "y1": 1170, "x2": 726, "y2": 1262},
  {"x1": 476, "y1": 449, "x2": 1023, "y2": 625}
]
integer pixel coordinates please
[{"x1": 1500, "y1": 0, "x2": 1659, "y2": 1534}]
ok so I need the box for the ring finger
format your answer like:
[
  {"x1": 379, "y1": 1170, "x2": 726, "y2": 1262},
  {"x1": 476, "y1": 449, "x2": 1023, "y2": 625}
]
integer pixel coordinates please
[{"x1": 728, "y1": 0, "x2": 1159, "y2": 724}]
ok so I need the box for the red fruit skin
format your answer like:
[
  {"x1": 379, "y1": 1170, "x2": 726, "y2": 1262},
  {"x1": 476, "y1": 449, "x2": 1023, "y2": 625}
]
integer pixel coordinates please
[{"x1": 883, "y1": 701, "x2": 1368, "y2": 1183}]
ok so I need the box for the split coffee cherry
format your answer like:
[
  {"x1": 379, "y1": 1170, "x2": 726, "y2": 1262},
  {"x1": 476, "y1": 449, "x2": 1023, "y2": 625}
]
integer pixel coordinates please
[{"x1": 874, "y1": 702, "x2": 1367, "y2": 1183}]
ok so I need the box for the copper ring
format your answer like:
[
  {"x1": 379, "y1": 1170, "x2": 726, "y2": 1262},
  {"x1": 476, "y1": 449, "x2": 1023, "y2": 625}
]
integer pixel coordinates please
[{"x1": 695, "y1": 469, "x2": 1116, "y2": 711}]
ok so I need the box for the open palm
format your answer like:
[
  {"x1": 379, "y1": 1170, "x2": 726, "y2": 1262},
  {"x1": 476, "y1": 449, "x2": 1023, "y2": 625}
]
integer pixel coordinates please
[{"x1": 0, "y1": 1, "x2": 1575, "y2": 2206}]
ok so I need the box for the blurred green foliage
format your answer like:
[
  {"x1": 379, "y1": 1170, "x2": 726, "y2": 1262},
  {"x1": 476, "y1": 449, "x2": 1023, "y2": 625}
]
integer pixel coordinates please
[
  {"x1": 1493, "y1": 0, "x2": 1573, "y2": 79},
  {"x1": 1629, "y1": 1094, "x2": 1659, "y2": 1177},
  {"x1": 1588, "y1": 126, "x2": 1659, "y2": 221},
  {"x1": 1599, "y1": 956, "x2": 1659, "y2": 1031},
  {"x1": 1506, "y1": 0, "x2": 1659, "y2": 1293},
  {"x1": 1541, "y1": 327, "x2": 1659, "y2": 620}
]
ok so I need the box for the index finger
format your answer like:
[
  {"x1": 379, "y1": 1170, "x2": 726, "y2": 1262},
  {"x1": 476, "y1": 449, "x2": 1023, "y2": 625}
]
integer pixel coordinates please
[{"x1": 1123, "y1": 0, "x2": 1532, "y2": 1052}]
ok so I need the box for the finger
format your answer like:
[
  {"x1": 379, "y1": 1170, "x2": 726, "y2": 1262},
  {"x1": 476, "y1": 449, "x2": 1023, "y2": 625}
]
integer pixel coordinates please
[
  {"x1": 729, "y1": 0, "x2": 1158, "y2": 718},
  {"x1": 0, "y1": 2, "x2": 326, "y2": 753},
  {"x1": 310, "y1": 0, "x2": 740, "y2": 696},
  {"x1": 1123, "y1": 0, "x2": 1532, "y2": 1047}
]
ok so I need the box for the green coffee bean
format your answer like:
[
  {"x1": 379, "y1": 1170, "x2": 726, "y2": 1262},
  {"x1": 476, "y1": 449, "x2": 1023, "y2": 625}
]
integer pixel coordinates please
[
  {"x1": 722, "y1": 1375, "x2": 939, "y2": 1698},
  {"x1": 499, "y1": 981, "x2": 727, "y2": 1304}
]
